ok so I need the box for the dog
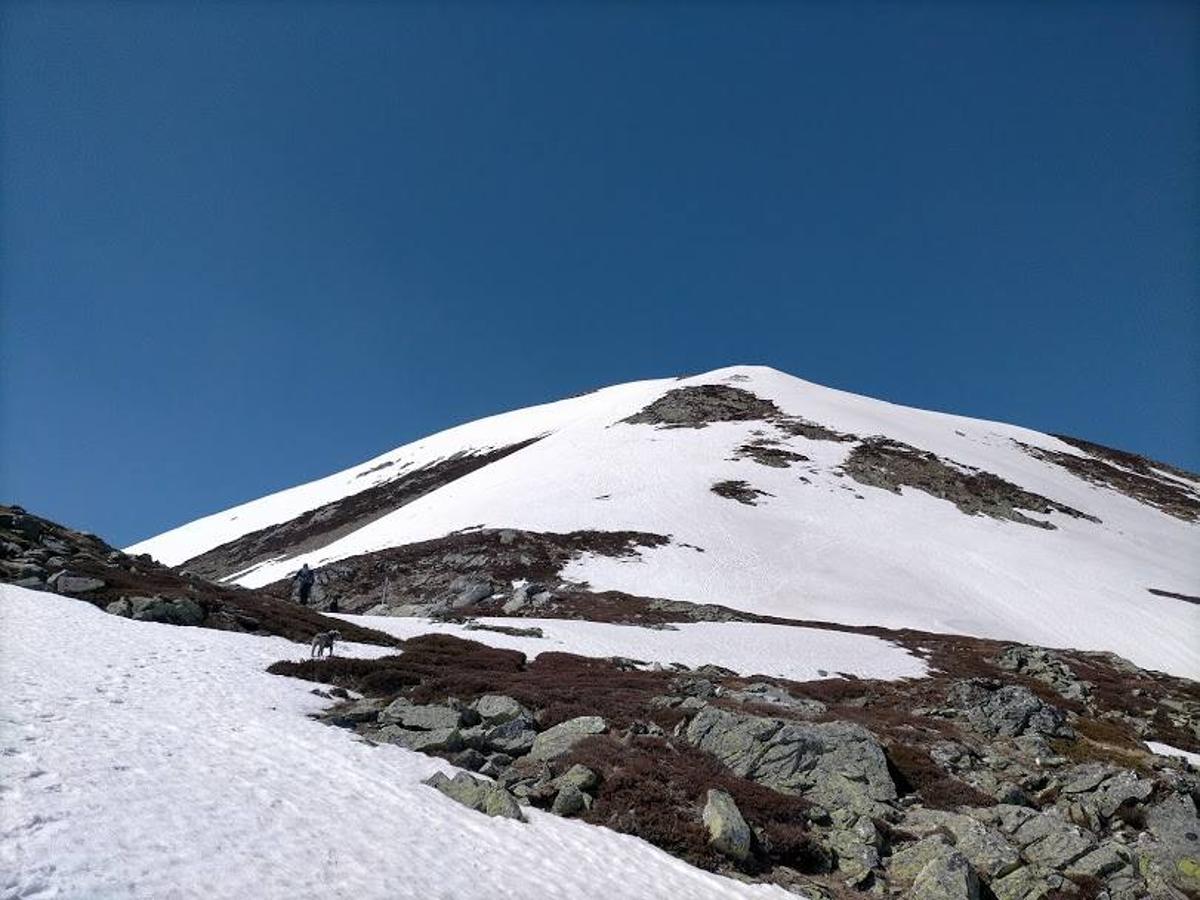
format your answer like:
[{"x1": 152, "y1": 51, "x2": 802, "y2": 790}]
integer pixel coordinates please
[{"x1": 310, "y1": 629, "x2": 341, "y2": 659}]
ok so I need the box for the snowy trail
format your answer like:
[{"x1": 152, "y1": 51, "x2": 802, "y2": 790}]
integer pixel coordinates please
[
  {"x1": 335, "y1": 614, "x2": 928, "y2": 682},
  {"x1": 0, "y1": 586, "x2": 792, "y2": 900}
]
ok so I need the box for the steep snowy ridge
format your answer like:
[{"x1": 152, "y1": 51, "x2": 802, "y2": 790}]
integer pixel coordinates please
[{"x1": 128, "y1": 365, "x2": 1200, "y2": 678}]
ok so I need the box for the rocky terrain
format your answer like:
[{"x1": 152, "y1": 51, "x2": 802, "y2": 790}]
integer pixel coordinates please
[
  {"x1": 272, "y1": 622, "x2": 1200, "y2": 899},
  {"x1": 0, "y1": 504, "x2": 399, "y2": 648},
  {"x1": 11, "y1": 365, "x2": 1198, "y2": 899}
]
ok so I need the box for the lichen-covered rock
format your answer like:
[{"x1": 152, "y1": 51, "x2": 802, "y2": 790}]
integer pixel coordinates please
[
  {"x1": 551, "y1": 784, "x2": 590, "y2": 817},
  {"x1": 910, "y1": 851, "x2": 980, "y2": 900},
  {"x1": 555, "y1": 764, "x2": 599, "y2": 793},
  {"x1": 1015, "y1": 816, "x2": 1096, "y2": 870},
  {"x1": 482, "y1": 717, "x2": 538, "y2": 755},
  {"x1": 1142, "y1": 793, "x2": 1200, "y2": 896},
  {"x1": 702, "y1": 789, "x2": 752, "y2": 863},
  {"x1": 827, "y1": 817, "x2": 879, "y2": 885},
  {"x1": 989, "y1": 866, "x2": 1046, "y2": 900},
  {"x1": 1064, "y1": 842, "x2": 1130, "y2": 880},
  {"x1": 887, "y1": 836, "x2": 956, "y2": 887},
  {"x1": 529, "y1": 716, "x2": 607, "y2": 761},
  {"x1": 423, "y1": 771, "x2": 524, "y2": 821},
  {"x1": 685, "y1": 705, "x2": 895, "y2": 815},
  {"x1": 472, "y1": 694, "x2": 530, "y2": 726},
  {"x1": 902, "y1": 808, "x2": 1020, "y2": 879},
  {"x1": 377, "y1": 725, "x2": 463, "y2": 753},
  {"x1": 724, "y1": 682, "x2": 827, "y2": 717},
  {"x1": 946, "y1": 680, "x2": 1072, "y2": 739}
]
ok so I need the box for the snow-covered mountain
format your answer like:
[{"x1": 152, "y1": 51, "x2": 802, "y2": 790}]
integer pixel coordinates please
[{"x1": 129, "y1": 365, "x2": 1200, "y2": 678}]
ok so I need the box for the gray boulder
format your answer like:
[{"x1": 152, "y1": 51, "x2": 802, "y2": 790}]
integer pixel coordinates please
[
  {"x1": 555, "y1": 764, "x2": 599, "y2": 793},
  {"x1": 323, "y1": 696, "x2": 388, "y2": 728},
  {"x1": 1142, "y1": 793, "x2": 1200, "y2": 896},
  {"x1": 725, "y1": 682, "x2": 827, "y2": 717},
  {"x1": 49, "y1": 572, "x2": 106, "y2": 594},
  {"x1": 423, "y1": 771, "x2": 524, "y2": 821},
  {"x1": 901, "y1": 808, "x2": 1020, "y2": 880},
  {"x1": 946, "y1": 680, "x2": 1072, "y2": 739},
  {"x1": 127, "y1": 596, "x2": 205, "y2": 626},
  {"x1": 377, "y1": 725, "x2": 463, "y2": 753},
  {"x1": 452, "y1": 748, "x2": 487, "y2": 772},
  {"x1": 482, "y1": 717, "x2": 538, "y2": 755},
  {"x1": 383, "y1": 702, "x2": 464, "y2": 731},
  {"x1": 910, "y1": 851, "x2": 980, "y2": 900},
  {"x1": 472, "y1": 695, "x2": 530, "y2": 726},
  {"x1": 551, "y1": 784, "x2": 590, "y2": 817},
  {"x1": 447, "y1": 576, "x2": 493, "y2": 608},
  {"x1": 529, "y1": 716, "x2": 607, "y2": 761},
  {"x1": 887, "y1": 835, "x2": 957, "y2": 887},
  {"x1": 702, "y1": 788, "x2": 752, "y2": 863},
  {"x1": 685, "y1": 705, "x2": 895, "y2": 815}
]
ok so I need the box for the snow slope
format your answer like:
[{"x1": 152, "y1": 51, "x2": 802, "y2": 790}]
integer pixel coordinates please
[
  {"x1": 128, "y1": 366, "x2": 1200, "y2": 679},
  {"x1": 332, "y1": 614, "x2": 928, "y2": 682},
  {"x1": 0, "y1": 585, "x2": 792, "y2": 900}
]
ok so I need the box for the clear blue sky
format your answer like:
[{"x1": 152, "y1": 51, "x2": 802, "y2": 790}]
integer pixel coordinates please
[{"x1": 2, "y1": 1, "x2": 1196, "y2": 546}]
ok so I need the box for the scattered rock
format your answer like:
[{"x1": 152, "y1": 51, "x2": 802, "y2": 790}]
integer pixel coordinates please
[
  {"x1": 910, "y1": 850, "x2": 980, "y2": 900},
  {"x1": 423, "y1": 771, "x2": 524, "y2": 821},
  {"x1": 529, "y1": 716, "x2": 607, "y2": 761},
  {"x1": 377, "y1": 725, "x2": 463, "y2": 753},
  {"x1": 555, "y1": 764, "x2": 599, "y2": 793},
  {"x1": 48, "y1": 572, "x2": 106, "y2": 594},
  {"x1": 472, "y1": 695, "x2": 531, "y2": 726},
  {"x1": 551, "y1": 784, "x2": 590, "y2": 817},
  {"x1": 702, "y1": 789, "x2": 753, "y2": 863},
  {"x1": 946, "y1": 679, "x2": 1072, "y2": 739}
]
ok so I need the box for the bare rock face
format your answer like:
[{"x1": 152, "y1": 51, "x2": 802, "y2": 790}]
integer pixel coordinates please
[
  {"x1": 621, "y1": 385, "x2": 783, "y2": 428},
  {"x1": 945, "y1": 679, "x2": 1073, "y2": 739},
  {"x1": 684, "y1": 705, "x2": 896, "y2": 816},
  {"x1": 844, "y1": 437, "x2": 1098, "y2": 529}
]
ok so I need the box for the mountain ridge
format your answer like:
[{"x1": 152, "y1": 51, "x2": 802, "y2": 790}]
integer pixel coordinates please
[{"x1": 127, "y1": 365, "x2": 1200, "y2": 679}]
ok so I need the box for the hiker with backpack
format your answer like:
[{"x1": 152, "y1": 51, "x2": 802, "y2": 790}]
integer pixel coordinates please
[{"x1": 293, "y1": 563, "x2": 316, "y2": 605}]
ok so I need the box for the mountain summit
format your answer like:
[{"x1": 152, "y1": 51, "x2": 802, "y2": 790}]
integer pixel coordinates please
[{"x1": 128, "y1": 365, "x2": 1200, "y2": 679}]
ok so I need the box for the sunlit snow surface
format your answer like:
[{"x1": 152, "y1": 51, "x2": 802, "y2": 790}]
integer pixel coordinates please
[
  {"x1": 1145, "y1": 741, "x2": 1200, "y2": 769},
  {"x1": 335, "y1": 614, "x2": 927, "y2": 682},
  {"x1": 0, "y1": 585, "x2": 795, "y2": 900},
  {"x1": 128, "y1": 366, "x2": 1200, "y2": 679}
]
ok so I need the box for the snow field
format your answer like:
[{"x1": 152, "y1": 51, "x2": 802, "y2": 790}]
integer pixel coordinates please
[
  {"x1": 0, "y1": 585, "x2": 793, "y2": 900},
  {"x1": 334, "y1": 614, "x2": 928, "y2": 682}
]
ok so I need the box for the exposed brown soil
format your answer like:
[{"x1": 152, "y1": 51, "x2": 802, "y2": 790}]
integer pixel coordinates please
[
  {"x1": 844, "y1": 437, "x2": 1100, "y2": 529},
  {"x1": 1022, "y1": 436, "x2": 1200, "y2": 522},
  {"x1": 177, "y1": 437, "x2": 544, "y2": 580}
]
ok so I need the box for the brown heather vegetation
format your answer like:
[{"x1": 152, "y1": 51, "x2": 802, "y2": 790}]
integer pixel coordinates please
[{"x1": 564, "y1": 734, "x2": 826, "y2": 874}]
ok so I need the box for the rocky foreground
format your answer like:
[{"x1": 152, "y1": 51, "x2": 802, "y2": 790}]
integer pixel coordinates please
[
  {"x1": 277, "y1": 623, "x2": 1200, "y2": 900},
  {"x1": 4, "y1": 504, "x2": 1199, "y2": 899}
]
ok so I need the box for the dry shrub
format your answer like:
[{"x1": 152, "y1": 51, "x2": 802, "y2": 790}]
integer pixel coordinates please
[
  {"x1": 885, "y1": 743, "x2": 996, "y2": 810},
  {"x1": 565, "y1": 735, "x2": 826, "y2": 874}
]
